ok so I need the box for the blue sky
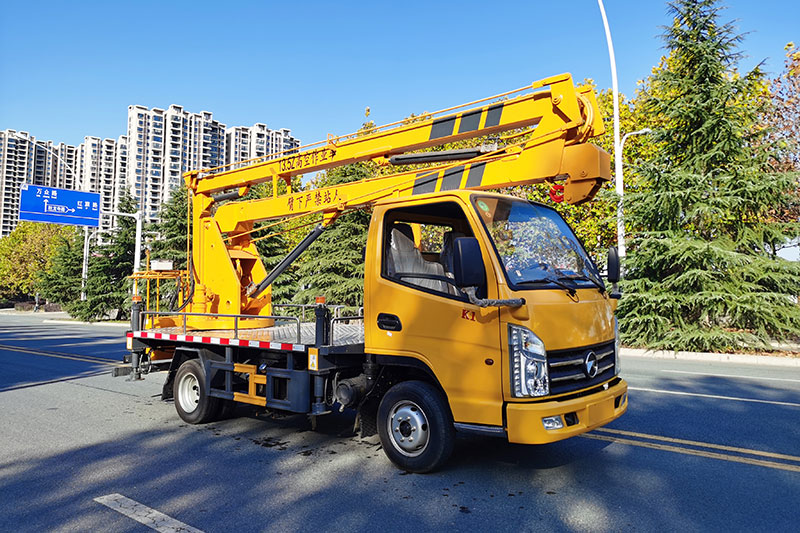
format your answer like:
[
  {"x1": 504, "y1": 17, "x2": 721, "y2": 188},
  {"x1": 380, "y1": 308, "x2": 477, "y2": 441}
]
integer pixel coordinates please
[{"x1": 1, "y1": 1, "x2": 798, "y2": 147}]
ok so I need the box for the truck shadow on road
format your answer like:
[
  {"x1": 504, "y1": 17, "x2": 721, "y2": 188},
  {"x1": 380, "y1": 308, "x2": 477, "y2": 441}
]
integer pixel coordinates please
[{"x1": 2, "y1": 372, "x2": 798, "y2": 531}]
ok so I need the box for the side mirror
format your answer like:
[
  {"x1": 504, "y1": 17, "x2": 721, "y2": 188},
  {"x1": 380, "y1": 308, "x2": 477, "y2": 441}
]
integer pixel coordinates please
[
  {"x1": 607, "y1": 246, "x2": 620, "y2": 283},
  {"x1": 453, "y1": 237, "x2": 486, "y2": 288}
]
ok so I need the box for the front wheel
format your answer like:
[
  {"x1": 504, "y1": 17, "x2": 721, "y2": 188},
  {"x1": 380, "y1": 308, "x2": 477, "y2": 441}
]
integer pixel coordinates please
[
  {"x1": 377, "y1": 380, "x2": 455, "y2": 473},
  {"x1": 174, "y1": 359, "x2": 219, "y2": 424}
]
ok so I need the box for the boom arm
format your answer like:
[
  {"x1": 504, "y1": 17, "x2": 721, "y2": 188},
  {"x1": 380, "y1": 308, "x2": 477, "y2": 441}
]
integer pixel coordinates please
[{"x1": 180, "y1": 73, "x2": 610, "y2": 327}]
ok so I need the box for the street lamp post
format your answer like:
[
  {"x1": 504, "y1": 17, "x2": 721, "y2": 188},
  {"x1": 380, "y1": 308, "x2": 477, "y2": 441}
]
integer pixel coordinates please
[
  {"x1": 617, "y1": 128, "x2": 652, "y2": 259},
  {"x1": 596, "y1": 0, "x2": 627, "y2": 260},
  {"x1": 107, "y1": 210, "x2": 143, "y2": 274}
]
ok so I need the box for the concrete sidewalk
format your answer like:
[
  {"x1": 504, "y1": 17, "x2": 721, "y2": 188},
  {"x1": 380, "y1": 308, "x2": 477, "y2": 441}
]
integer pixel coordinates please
[
  {"x1": 0, "y1": 309, "x2": 128, "y2": 328},
  {"x1": 622, "y1": 347, "x2": 800, "y2": 367}
]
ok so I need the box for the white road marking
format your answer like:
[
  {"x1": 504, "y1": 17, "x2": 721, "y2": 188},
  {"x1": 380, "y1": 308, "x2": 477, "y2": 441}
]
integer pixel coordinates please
[
  {"x1": 661, "y1": 369, "x2": 800, "y2": 383},
  {"x1": 94, "y1": 493, "x2": 204, "y2": 533},
  {"x1": 629, "y1": 387, "x2": 800, "y2": 407}
]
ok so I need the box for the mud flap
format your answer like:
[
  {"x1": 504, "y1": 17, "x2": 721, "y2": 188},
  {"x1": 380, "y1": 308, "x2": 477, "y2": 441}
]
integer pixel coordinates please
[{"x1": 357, "y1": 398, "x2": 379, "y2": 438}]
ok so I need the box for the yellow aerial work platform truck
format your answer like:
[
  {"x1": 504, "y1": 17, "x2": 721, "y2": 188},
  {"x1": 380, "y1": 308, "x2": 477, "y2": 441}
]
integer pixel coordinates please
[{"x1": 122, "y1": 73, "x2": 628, "y2": 472}]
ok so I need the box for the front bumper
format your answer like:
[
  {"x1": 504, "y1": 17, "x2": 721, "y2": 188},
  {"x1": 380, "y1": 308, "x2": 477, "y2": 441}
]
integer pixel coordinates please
[{"x1": 505, "y1": 378, "x2": 627, "y2": 444}]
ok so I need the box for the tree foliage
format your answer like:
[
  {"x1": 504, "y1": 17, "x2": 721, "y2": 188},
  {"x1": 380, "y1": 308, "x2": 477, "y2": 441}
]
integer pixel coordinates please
[
  {"x1": 248, "y1": 178, "x2": 303, "y2": 306},
  {"x1": 68, "y1": 194, "x2": 140, "y2": 321},
  {"x1": 0, "y1": 222, "x2": 74, "y2": 300},
  {"x1": 762, "y1": 42, "x2": 800, "y2": 172},
  {"x1": 148, "y1": 184, "x2": 190, "y2": 271},
  {"x1": 293, "y1": 163, "x2": 371, "y2": 310},
  {"x1": 39, "y1": 229, "x2": 84, "y2": 306},
  {"x1": 617, "y1": 0, "x2": 800, "y2": 352}
]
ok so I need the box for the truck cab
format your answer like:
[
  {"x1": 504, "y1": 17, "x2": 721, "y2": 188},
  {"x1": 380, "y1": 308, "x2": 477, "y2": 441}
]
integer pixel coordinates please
[{"x1": 365, "y1": 190, "x2": 626, "y2": 448}]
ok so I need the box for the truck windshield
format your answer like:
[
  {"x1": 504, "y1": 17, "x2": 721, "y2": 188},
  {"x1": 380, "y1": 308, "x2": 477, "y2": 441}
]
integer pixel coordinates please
[{"x1": 472, "y1": 195, "x2": 602, "y2": 290}]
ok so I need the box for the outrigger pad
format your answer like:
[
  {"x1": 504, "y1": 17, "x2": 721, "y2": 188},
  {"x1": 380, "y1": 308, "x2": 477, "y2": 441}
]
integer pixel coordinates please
[{"x1": 111, "y1": 367, "x2": 134, "y2": 378}]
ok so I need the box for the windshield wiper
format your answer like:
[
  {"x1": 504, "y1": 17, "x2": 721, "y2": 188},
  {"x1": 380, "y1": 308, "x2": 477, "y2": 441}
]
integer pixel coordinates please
[
  {"x1": 555, "y1": 272, "x2": 606, "y2": 294},
  {"x1": 516, "y1": 278, "x2": 577, "y2": 297}
]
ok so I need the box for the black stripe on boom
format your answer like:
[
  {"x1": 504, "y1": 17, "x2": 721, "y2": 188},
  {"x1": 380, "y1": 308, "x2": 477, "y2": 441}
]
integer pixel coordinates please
[
  {"x1": 430, "y1": 116, "x2": 456, "y2": 139},
  {"x1": 412, "y1": 172, "x2": 439, "y2": 195},
  {"x1": 484, "y1": 104, "x2": 503, "y2": 127},
  {"x1": 466, "y1": 162, "x2": 486, "y2": 188},
  {"x1": 440, "y1": 166, "x2": 465, "y2": 191},
  {"x1": 458, "y1": 110, "x2": 481, "y2": 133}
]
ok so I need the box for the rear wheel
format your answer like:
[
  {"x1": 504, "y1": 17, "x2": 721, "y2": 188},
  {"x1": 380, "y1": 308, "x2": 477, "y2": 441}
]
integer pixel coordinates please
[
  {"x1": 174, "y1": 359, "x2": 219, "y2": 424},
  {"x1": 377, "y1": 380, "x2": 455, "y2": 473}
]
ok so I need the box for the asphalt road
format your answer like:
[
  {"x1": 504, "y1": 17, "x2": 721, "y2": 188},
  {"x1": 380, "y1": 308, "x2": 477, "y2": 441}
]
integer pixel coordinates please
[{"x1": 1, "y1": 312, "x2": 798, "y2": 532}]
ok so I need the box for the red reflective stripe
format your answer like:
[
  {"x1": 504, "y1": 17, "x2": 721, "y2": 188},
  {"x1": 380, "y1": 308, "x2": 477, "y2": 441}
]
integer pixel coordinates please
[{"x1": 131, "y1": 332, "x2": 309, "y2": 353}]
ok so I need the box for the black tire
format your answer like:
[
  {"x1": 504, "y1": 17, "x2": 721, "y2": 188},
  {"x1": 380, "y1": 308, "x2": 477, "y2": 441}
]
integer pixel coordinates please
[
  {"x1": 173, "y1": 359, "x2": 219, "y2": 424},
  {"x1": 377, "y1": 380, "x2": 455, "y2": 473}
]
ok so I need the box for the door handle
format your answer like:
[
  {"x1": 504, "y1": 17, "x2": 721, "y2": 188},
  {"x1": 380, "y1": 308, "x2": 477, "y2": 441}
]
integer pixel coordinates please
[{"x1": 377, "y1": 313, "x2": 402, "y2": 331}]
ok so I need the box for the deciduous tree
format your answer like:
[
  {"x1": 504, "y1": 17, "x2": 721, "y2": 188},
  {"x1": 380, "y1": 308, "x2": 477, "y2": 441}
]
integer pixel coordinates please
[{"x1": 0, "y1": 222, "x2": 73, "y2": 300}]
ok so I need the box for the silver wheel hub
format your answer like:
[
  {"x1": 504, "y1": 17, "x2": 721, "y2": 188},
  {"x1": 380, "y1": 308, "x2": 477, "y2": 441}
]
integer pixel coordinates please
[
  {"x1": 387, "y1": 400, "x2": 430, "y2": 457},
  {"x1": 177, "y1": 372, "x2": 200, "y2": 413}
]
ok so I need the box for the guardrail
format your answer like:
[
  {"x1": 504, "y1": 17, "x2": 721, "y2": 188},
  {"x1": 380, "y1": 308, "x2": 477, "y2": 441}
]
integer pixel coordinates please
[
  {"x1": 139, "y1": 311, "x2": 302, "y2": 343},
  {"x1": 272, "y1": 303, "x2": 356, "y2": 320},
  {"x1": 330, "y1": 315, "x2": 365, "y2": 344}
]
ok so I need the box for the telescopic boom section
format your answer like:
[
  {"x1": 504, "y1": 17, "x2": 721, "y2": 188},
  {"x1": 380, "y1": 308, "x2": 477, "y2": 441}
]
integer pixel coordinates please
[
  {"x1": 179, "y1": 73, "x2": 610, "y2": 328},
  {"x1": 187, "y1": 73, "x2": 606, "y2": 204}
]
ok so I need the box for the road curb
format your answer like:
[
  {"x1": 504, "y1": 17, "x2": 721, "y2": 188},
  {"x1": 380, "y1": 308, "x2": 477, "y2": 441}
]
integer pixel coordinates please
[
  {"x1": 621, "y1": 347, "x2": 800, "y2": 367},
  {"x1": 42, "y1": 319, "x2": 129, "y2": 328}
]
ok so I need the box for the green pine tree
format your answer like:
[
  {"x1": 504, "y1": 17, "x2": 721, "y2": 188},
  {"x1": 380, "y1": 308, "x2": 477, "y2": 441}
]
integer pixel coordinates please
[
  {"x1": 69, "y1": 194, "x2": 140, "y2": 321},
  {"x1": 254, "y1": 223, "x2": 298, "y2": 306},
  {"x1": 39, "y1": 229, "x2": 84, "y2": 305},
  {"x1": 293, "y1": 163, "x2": 371, "y2": 311},
  {"x1": 618, "y1": 0, "x2": 800, "y2": 352},
  {"x1": 148, "y1": 183, "x2": 190, "y2": 270}
]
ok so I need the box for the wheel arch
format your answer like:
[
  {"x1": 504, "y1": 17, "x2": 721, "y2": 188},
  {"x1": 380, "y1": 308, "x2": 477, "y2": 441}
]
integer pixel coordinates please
[{"x1": 373, "y1": 354, "x2": 451, "y2": 407}]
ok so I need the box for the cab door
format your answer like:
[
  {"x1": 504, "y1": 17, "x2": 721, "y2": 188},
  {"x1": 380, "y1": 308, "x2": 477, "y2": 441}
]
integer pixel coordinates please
[{"x1": 365, "y1": 198, "x2": 503, "y2": 427}]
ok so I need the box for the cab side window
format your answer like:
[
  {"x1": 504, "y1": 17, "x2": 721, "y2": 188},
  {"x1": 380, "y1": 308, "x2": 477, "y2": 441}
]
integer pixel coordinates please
[{"x1": 382, "y1": 202, "x2": 473, "y2": 299}]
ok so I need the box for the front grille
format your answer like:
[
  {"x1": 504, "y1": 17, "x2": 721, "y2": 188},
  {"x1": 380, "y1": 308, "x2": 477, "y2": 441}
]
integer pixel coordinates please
[{"x1": 547, "y1": 340, "x2": 615, "y2": 396}]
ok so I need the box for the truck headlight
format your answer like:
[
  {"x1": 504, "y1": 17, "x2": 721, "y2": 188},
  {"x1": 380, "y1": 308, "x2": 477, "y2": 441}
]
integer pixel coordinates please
[
  {"x1": 614, "y1": 317, "x2": 621, "y2": 376},
  {"x1": 509, "y1": 325, "x2": 548, "y2": 397}
]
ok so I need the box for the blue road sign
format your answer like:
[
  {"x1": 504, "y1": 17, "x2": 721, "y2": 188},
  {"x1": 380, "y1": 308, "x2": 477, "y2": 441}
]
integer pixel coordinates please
[{"x1": 19, "y1": 184, "x2": 101, "y2": 227}]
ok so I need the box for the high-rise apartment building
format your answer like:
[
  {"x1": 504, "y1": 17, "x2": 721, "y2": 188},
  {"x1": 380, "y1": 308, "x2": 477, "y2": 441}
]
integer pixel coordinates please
[
  {"x1": 0, "y1": 130, "x2": 84, "y2": 237},
  {"x1": 75, "y1": 136, "x2": 127, "y2": 233},
  {"x1": 114, "y1": 135, "x2": 128, "y2": 213},
  {"x1": 268, "y1": 127, "x2": 301, "y2": 156},
  {"x1": 1, "y1": 107, "x2": 297, "y2": 237},
  {"x1": 225, "y1": 123, "x2": 300, "y2": 169},
  {"x1": 0, "y1": 131, "x2": 31, "y2": 237},
  {"x1": 225, "y1": 126, "x2": 252, "y2": 168},
  {"x1": 49, "y1": 142, "x2": 79, "y2": 190},
  {"x1": 127, "y1": 105, "x2": 227, "y2": 223}
]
